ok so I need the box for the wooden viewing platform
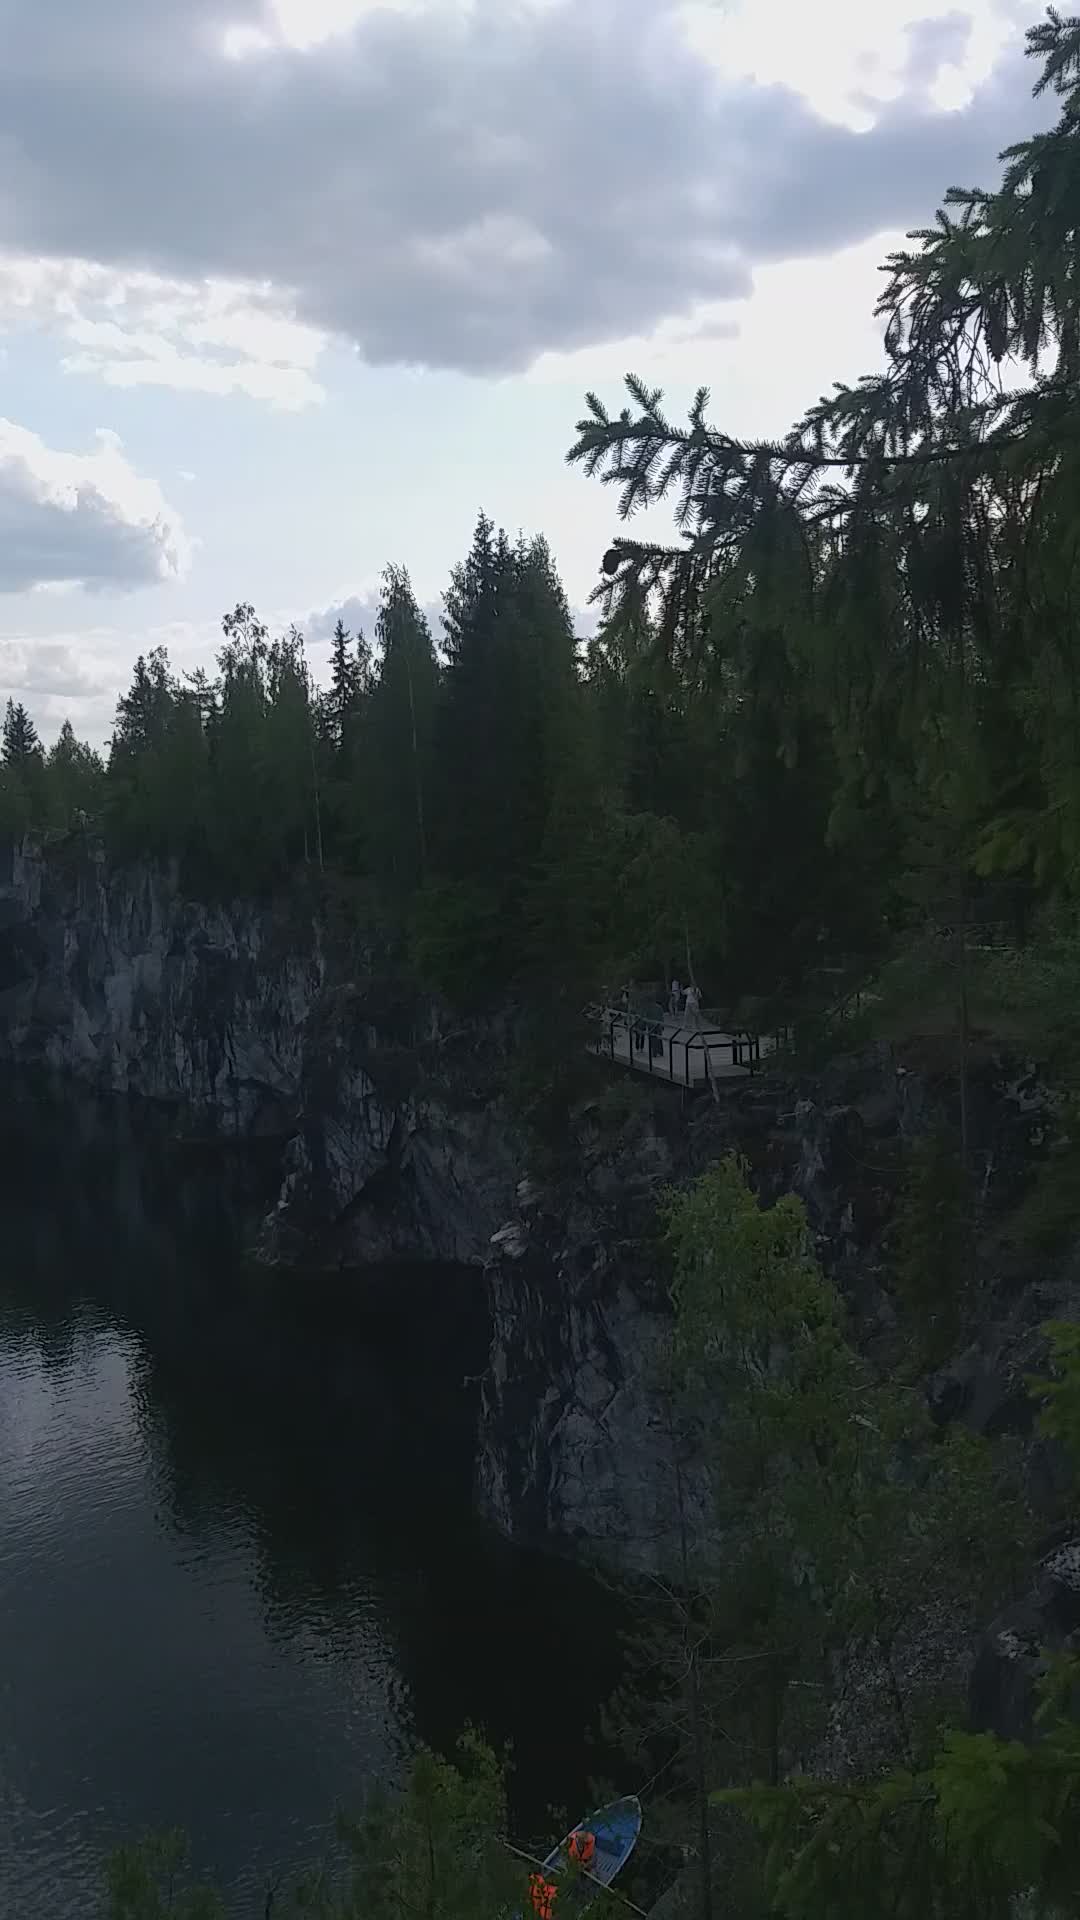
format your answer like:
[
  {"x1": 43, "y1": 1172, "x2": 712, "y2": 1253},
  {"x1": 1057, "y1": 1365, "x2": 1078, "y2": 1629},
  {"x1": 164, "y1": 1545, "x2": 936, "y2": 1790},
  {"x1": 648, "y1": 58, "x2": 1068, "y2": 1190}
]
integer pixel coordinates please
[{"x1": 587, "y1": 1005, "x2": 790, "y2": 1089}]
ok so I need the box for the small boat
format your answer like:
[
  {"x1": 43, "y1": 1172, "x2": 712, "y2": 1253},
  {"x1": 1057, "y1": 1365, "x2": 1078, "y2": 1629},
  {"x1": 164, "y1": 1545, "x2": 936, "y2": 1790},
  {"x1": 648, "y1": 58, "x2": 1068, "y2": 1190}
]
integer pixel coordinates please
[{"x1": 522, "y1": 1795, "x2": 642, "y2": 1917}]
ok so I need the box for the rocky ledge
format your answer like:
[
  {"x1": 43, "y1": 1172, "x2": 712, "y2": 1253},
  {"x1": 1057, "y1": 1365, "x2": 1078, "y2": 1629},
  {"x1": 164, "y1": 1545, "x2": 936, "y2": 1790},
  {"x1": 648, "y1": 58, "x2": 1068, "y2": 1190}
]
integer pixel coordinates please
[{"x1": 2, "y1": 833, "x2": 1079, "y2": 1744}]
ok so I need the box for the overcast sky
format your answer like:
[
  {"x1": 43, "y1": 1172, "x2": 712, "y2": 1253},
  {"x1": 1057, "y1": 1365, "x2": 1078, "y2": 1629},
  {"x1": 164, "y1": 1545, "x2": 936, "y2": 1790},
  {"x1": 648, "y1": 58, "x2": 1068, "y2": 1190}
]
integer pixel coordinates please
[{"x1": 0, "y1": 0, "x2": 1050, "y2": 743}]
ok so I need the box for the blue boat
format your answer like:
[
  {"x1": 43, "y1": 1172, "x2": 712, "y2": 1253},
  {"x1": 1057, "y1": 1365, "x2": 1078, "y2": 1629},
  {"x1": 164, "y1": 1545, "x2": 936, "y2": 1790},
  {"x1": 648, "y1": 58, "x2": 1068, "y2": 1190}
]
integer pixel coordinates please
[{"x1": 521, "y1": 1795, "x2": 642, "y2": 1917}]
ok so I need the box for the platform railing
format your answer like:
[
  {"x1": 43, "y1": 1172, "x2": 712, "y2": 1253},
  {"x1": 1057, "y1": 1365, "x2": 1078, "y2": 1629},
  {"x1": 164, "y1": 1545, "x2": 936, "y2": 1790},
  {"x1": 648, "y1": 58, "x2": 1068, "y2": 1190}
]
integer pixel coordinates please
[{"x1": 585, "y1": 1005, "x2": 795, "y2": 1089}]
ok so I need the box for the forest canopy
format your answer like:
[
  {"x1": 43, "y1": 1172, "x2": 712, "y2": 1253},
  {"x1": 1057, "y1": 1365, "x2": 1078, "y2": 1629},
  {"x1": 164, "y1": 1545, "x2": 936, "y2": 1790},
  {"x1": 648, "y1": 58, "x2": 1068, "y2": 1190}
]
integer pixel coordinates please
[{"x1": 5, "y1": 8, "x2": 1080, "y2": 1022}]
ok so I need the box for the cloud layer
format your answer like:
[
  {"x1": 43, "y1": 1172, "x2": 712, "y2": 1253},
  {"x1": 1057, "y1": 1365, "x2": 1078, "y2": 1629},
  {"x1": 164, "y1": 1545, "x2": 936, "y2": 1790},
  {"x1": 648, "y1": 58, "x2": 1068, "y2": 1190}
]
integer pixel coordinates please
[
  {"x1": 0, "y1": 257, "x2": 326, "y2": 411},
  {"x1": 0, "y1": 422, "x2": 190, "y2": 593},
  {"x1": 0, "y1": 618, "x2": 221, "y2": 745},
  {"x1": 305, "y1": 591, "x2": 442, "y2": 652},
  {"x1": 0, "y1": 0, "x2": 1050, "y2": 378}
]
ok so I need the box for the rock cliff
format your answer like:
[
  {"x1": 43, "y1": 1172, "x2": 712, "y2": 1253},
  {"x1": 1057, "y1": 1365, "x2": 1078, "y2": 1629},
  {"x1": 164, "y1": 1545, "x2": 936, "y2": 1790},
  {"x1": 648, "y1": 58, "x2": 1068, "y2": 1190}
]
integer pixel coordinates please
[
  {"x1": 0, "y1": 834, "x2": 522, "y2": 1268},
  {"x1": 3, "y1": 833, "x2": 1079, "y2": 1739},
  {"x1": 0, "y1": 833, "x2": 693, "y2": 1564}
]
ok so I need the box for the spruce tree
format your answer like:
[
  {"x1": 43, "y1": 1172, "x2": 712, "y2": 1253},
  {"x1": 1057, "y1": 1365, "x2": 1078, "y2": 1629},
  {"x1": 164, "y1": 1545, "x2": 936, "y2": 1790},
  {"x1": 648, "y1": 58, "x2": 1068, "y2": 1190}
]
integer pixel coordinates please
[
  {"x1": 44, "y1": 720, "x2": 105, "y2": 832},
  {"x1": 422, "y1": 514, "x2": 587, "y2": 995},
  {"x1": 365, "y1": 562, "x2": 439, "y2": 900},
  {"x1": 431, "y1": 511, "x2": 512, "y2": 886},
  {"x1": 1, "y1": 698, "x2": 40, "y2": 768},
  {"x1": 567, "y1": 8, "x2": 1080, "y2": 977},
  {"x1": 329, "y1": 616, "x2": 371, "y2": 757}
]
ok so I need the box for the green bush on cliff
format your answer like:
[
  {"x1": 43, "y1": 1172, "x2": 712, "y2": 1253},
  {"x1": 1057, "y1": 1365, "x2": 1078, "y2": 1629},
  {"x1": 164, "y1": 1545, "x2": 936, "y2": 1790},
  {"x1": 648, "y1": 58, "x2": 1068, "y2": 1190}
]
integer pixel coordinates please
[
  {"x1": 719, "y1": 1310, "x2": 1080, "y2": 1918},
  {"x1": 890, "y1": 1129, "x2": 975, "y2": 1364}
]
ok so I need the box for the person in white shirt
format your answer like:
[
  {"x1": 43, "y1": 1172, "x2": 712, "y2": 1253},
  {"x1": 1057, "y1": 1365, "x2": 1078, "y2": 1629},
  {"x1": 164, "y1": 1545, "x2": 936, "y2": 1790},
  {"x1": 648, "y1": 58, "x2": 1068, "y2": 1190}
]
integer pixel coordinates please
[{"x1": 684, "y1": 982, "x2": 701, "y2": 1025}]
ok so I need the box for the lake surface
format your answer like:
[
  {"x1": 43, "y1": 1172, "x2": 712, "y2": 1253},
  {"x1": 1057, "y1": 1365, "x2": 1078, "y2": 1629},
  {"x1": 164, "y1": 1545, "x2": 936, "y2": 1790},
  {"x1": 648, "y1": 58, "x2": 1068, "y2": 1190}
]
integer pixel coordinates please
[{"x1": 0, "y1": 1084, "x2": 622, "y2": 1917}]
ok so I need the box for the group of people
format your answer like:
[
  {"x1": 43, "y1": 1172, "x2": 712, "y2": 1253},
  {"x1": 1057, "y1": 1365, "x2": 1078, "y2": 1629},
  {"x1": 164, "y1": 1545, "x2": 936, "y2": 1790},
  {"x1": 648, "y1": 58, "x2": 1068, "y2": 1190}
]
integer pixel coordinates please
[
  {"x1": 668, "y1": 978, "x2": 701, "y2": 1020},
  {"x1": 612, "y1": 978, "x2": 705, "y2": 1034}
]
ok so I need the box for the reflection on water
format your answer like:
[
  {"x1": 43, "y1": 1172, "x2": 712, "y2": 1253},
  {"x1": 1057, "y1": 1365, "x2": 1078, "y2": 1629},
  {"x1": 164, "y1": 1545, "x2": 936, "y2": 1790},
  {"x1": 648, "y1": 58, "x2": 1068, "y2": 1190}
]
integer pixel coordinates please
[{"x1": 0, "y1": 1083, "x2": 621, "y2": 1918}]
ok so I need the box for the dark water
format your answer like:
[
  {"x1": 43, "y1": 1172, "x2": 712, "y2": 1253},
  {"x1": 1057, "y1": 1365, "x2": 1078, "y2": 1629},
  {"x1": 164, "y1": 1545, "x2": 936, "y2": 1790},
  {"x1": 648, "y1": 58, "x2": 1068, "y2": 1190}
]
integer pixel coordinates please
[{"x1": 0, "y1": 1085, "x2": 623, "y2": 1918}]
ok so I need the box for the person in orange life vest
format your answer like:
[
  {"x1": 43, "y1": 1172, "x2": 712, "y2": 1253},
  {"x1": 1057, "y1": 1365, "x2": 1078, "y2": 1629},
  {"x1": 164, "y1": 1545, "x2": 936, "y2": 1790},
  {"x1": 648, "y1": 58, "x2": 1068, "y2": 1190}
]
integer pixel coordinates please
[
  {"x1": 530, "y1": 1829, "x2": 596, "y2": 1913},
  {"x1": 530, "y1": 1870, "x2": 559, "y2": 1917},
  {"x1": 567, "y1": 1830, "x2": 596, "y2": 1872}
]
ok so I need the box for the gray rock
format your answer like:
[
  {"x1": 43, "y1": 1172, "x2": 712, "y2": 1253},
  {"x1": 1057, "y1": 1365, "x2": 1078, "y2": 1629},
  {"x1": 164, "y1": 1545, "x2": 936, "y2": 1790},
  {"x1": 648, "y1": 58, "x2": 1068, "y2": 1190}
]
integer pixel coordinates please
[
  {"x1": 4, "y1": 830, "x2": 1078, "y2": 1645},
  {"x1": 970, "y1": 1538, "x2": 1080, "y2": 1740}
]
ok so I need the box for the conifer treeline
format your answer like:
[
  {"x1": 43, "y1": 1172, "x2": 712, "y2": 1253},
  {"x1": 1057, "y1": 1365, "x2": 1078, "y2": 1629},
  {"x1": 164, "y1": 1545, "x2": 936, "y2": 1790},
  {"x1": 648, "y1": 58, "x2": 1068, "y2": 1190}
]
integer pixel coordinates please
[
  {"x1": 0, "y1": 509, "x2": 864, "y2": 1012},
  {"x1": 6, "y1": 9, "x2": 1080, "y2": 1020}
]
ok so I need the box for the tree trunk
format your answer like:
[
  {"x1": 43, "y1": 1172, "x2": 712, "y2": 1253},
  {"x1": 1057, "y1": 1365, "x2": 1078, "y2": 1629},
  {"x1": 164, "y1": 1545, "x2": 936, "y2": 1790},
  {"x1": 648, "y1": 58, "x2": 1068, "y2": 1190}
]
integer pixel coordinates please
[
  {"x1": 766, "y1": 1651, "x2": 782, "y2": 1789},
  {"x1": 405, "y1": 655, "x2": 428, "y2": 881},
  {"x1": 956, "y1": 905, "x2": 970, "y2": 1181},
  {"x1": 673, "y1": 1437, "x2": 714, "y2": 1920},
  {"x1": 311, "y1": 758, "x2": 325, "y2": 874}
]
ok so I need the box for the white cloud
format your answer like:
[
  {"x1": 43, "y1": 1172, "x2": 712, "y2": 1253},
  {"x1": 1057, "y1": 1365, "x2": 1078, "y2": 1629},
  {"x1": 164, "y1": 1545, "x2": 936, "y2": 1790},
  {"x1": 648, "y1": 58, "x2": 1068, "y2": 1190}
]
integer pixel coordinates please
[
  {"x1": 0, "y1": 0, "x2": 1051, "y2": 380},
  {"x1": 301, "y1": 589, "x2": 444, "y2": 674},
  {"x1": 0, "y1": 421, "x2": 191, "y2": 592},
  {"x1": 0, "y1": 618, "x2": 221, "y2": 747},
  {"x1": 678, "y1": 0, "x2": 1029, "y2": 124},
  {"x1": 0, "y1": 257, "x2": 327, "y2": 411},
  {"x1": 0, "y1": 638, "x2": 110, "y2": 700},
  {"x1": 305, "y1": 591, "x2": 388, "y2": 646}
]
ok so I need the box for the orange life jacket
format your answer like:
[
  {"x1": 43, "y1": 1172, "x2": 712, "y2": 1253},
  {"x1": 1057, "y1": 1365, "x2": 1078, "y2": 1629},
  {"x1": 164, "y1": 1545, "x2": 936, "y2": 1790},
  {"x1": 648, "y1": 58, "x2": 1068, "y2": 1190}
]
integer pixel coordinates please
[
  {"x1": 529, "y1": 1872, "x2": 558, "y2": 1918},
  {"x1": 568, "y1": 1831, "x2": 596, "y2": 1868}
]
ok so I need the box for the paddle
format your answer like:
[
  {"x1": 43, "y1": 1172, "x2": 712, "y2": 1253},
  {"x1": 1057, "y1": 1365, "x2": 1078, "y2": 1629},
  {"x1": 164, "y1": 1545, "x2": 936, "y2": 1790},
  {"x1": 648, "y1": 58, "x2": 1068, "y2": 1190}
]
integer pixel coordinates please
[{"x1": 502, "y1": 1840, "x2": 650, "y2": 1918}]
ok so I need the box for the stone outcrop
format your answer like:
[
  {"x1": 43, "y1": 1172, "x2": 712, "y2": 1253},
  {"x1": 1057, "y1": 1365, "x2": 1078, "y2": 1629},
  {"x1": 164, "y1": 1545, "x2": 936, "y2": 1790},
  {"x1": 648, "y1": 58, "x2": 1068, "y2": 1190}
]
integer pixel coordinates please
[
  {"x1": 1, "y1": 832, "x2": 1076, "y2": 1689},
  {"x1": 0, "y1": 834, "x2": 696, "y2": 1564},
  {"x1": 0, "y1": 835, "x2": 523, "y2": 1269},
  {"x1": 0, "y1": 836, "x2": 319, "y2": 1133}
]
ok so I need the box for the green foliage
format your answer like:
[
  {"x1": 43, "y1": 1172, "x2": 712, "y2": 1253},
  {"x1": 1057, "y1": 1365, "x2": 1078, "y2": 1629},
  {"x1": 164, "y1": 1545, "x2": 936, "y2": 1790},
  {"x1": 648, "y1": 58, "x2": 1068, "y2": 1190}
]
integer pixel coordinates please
[
  {"x1": 567, "y1": 6, "x2": 1080, "y2": 999},
  {"x1": 104, "y1": 1829, "x2": 225, "y2": 1919},
  {"x1": 1008, "y1": 1126, "x2": 1080, "y2": 1261},
  {"x1": 1028, "y1": 1319, "x2": 1080, "y2": 1482},
  {"x1": 2, "y1": 697, "x2": 45, "y2": 820},
  {"x1": 104, "y1": 1741, "x2": 525, "y2": 1920},
  {"x1": 988, "y1": 906, "x2": 1080, "y2": 1072},
  {"x1": 0, "y1": 762, "x2": 30, "y2": 836},
  {"x1": 328, "y1": 616, "x2": 370, "y2": 756},
  {"x1": 2, "y1": 697, "x2": 41, "y2": 768},
  {"x1": 44, "y1": 720, "x2": 105, "y2": 831},
  {"x1": 644, "y1": 1152, "x2": 1024, "y2": 1912},
  {"x1": 529, "y1": 799, "x2": 726, "y2": 1006},
  {"x1": 664, "y1": 1158, "x2": 839, "y2": 1405},
  {"x1": 890, "y1": 1130, "x2": 974, "y2": 1360},
  {"x1": 408, "y1": 878, "x2": 510, "y2": 1005},
  {"x1": 288, "y1": 1733, "x2": 523, "y2": 1920},
  {"x1": 107, "y1": 648, "x2": 213, "y2": 875},
  {"x1": 718, "y1": 1656, "x2": 1080, "y2": 1918},
  {"x1": 695, "y1": 1274, "x2": 1077, "y2": 1920},
  {"x1": 362, "y1": 564, "x2": 439, "y2": 900}
]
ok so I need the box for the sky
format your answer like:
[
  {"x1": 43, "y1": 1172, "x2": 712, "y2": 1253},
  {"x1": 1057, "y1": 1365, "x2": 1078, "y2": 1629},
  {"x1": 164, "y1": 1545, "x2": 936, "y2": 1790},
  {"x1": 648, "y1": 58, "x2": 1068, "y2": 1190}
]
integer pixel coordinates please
[{"x1": 0, "y1": 0, "x2": 1052, "y2": 745}]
